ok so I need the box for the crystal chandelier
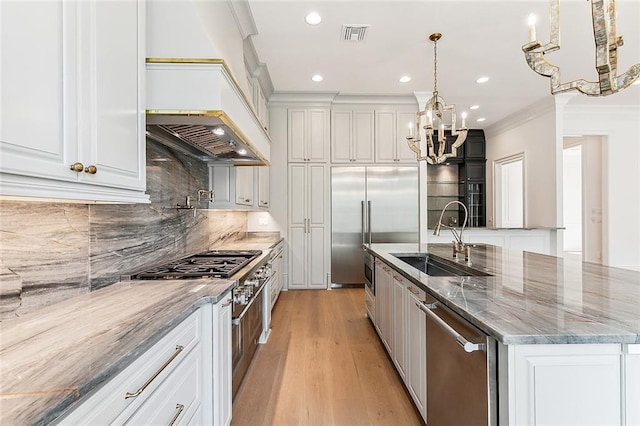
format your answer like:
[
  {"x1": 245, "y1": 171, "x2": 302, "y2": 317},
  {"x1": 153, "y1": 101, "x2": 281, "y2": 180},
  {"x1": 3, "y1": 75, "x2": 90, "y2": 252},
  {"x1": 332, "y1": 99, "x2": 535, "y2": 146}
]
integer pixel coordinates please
[
  {"x1": 406, "y1": 33, "x2": 468, "y2": 165},
  {"x1": 522, "y1": 0, "x2": 640, "y2": 96}
]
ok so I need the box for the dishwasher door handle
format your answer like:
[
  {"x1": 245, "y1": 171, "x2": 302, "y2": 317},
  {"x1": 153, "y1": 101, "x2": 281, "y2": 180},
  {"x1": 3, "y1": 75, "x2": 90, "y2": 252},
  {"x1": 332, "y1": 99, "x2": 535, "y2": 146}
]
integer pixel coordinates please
[{"x1": 417, "y1": 301, "x2": 486, "y2": 353}]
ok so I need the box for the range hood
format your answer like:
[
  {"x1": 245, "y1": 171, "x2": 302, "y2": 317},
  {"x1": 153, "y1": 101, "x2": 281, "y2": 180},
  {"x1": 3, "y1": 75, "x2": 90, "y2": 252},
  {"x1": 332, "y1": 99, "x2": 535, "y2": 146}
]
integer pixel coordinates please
[{"x1": 146, "y1": 59, "x2": 270, "y2": 166}]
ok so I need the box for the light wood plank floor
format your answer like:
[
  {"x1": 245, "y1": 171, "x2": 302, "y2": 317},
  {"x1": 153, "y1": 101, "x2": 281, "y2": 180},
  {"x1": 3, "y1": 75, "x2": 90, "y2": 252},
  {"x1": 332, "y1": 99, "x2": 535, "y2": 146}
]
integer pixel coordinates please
[{"x1": 231, "y1": 288, "x2": 423, "y2": 426}]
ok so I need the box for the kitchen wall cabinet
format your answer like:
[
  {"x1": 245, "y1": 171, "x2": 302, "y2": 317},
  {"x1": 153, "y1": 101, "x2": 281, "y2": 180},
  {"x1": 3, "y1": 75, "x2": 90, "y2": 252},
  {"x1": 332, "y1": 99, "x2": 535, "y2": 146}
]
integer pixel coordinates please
[
  {"x1": 288, "y1": 108, "x2": 330, "y2": 163},
  {"x1": 331, "y1": 110, "x2": 375, "y2": 163},
  {"x1": 406, "y1": 282, "x2": 427, "y2": 421},
  {"x1": 374, "y1": 110, "x2": 417, "y2": 163},
  {"x1": 235, "y1": 167, "x2": 255, "y2": 206},
  {"x1": 0, "y1": 0, "x2": 148, "y2": 203},
  {"x1": 209, "y1": 165, "x2": 268, "y2": 211},
  {"x1": 288, "y1": 164, "x2": 328, "y2": 289},
  {"x1": 58, "y1": 306, "x2": 214, "y2": 425}
]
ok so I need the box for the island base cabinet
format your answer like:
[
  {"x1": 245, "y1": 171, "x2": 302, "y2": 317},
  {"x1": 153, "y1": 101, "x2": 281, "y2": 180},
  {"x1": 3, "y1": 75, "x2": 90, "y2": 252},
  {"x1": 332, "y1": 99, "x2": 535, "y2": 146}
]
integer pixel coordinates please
[
  {"x1": 626, "y1": 344, "x2": 640, "y2": 426},
  {"x1": 502, "y1": 344, "x2": 622, "y2": 426}
]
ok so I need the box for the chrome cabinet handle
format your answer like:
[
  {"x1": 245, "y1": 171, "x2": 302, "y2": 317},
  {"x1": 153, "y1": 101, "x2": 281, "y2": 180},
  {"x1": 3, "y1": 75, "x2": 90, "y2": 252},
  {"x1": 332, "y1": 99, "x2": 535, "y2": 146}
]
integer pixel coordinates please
[
  {"x1": 168, "y1": 404, "x2": 184, "y2": 426},
  {"x1": 417, "y1": 301, "x2": 486, "y2": 353},
  {"x1": 124, "y1": 345, "x2": 184, "y2": 399}
]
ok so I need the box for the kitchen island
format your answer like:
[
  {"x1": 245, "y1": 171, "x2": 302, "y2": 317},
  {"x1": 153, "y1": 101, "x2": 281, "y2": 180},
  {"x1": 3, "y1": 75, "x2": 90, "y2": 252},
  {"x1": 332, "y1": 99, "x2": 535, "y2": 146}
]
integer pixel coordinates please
[
  {"x1": 0, "y1": 238, "x2": 282, "y2": 425},
  {"x1": 365, "y1": 243, "x2": 640, "y2": 425}
]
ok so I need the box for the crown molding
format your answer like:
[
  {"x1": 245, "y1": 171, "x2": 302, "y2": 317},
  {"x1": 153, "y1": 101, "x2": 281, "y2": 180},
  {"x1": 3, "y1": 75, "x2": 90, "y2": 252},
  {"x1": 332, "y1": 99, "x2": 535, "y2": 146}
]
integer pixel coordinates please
[
  {"x1": 332, "y1": 94, "x2": 417, "y2": 106},
  {"x1": 268, "y1": 92, "x2": 339, "y2": 107},
  {"x1": 485, "y1": 97, "x2": 556, "y2": 137},
  {"x1": 227, "y1": 0, "x2": 258, "y2": 39}
]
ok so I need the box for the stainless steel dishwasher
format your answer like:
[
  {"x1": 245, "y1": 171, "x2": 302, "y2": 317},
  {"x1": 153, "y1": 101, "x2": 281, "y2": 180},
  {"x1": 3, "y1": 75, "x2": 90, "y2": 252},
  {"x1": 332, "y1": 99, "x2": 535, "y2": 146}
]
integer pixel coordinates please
[{"x1": 418, "y1": 295, "x2": 497, "y2": 425}]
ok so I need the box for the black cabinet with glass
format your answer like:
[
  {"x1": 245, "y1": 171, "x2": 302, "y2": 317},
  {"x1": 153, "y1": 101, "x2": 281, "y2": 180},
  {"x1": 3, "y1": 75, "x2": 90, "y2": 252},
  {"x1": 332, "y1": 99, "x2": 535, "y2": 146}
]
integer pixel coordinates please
[{"x1": 426, "y1": 129, "x2": 486, "y2": 228}]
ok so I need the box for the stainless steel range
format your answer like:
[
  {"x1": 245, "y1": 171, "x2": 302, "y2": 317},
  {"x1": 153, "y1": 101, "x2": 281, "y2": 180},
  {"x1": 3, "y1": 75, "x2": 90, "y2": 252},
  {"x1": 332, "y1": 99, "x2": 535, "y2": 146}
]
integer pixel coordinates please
[{"x1": 131, "y1": 249, "x2": 274, "y2": 398}]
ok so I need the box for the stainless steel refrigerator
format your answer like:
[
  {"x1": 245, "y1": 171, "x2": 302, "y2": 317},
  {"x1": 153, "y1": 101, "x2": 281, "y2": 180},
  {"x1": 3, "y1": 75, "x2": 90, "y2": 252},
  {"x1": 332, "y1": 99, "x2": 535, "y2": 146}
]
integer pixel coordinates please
[{"x1": 331, "y1": 166, "x2": 419, "y2": 286}]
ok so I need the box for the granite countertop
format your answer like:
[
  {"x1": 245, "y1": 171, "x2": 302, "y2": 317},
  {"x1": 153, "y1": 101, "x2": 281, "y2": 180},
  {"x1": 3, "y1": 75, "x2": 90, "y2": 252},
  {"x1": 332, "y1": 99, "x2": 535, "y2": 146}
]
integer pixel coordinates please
[
  {"x1": 366, "y1": 243, "x2": 640, "y2": 345},
  {"x1": 0, "y1": 236, "x2": 283, "y2": 425}
]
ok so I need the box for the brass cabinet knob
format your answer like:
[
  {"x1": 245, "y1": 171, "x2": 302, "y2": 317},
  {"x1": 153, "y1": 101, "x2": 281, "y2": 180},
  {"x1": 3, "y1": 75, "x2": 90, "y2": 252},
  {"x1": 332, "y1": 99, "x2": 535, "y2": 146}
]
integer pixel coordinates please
[
  {"x1": 70, "y1": 162, "x2": 84, "y2": 173},
  {"x1": 84, "y1": 165, "x2": 97, "y2": 174}
]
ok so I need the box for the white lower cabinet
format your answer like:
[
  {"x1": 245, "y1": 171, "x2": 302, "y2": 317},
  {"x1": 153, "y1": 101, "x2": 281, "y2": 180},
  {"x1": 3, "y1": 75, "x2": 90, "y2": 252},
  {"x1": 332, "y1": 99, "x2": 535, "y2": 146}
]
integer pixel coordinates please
[
  {"x1": 626, "y1": 344, "x2": 640, "y2": 426},
  {"x1": 406, "y1": 282, "x2": 426, "y2": 421},
  {"x1": 58, "y1": 298, "x2": 233, "y2": 425},
  {"x1": 373, "y1": 260, "x2": 392, "y2": 352},
  {"x1": 391, "y1": 273, "x2": 407, "y2": 381},
  {"x1": 504, "y1": 343, "x2": 622, "y2": 426}
]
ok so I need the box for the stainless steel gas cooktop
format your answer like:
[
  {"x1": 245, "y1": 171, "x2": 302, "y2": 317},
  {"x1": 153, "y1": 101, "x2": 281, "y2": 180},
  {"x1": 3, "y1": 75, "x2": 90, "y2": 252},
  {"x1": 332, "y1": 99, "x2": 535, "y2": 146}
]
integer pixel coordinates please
[{"x1": 132, "y1": 250, "x2": 262, "y2": 280}]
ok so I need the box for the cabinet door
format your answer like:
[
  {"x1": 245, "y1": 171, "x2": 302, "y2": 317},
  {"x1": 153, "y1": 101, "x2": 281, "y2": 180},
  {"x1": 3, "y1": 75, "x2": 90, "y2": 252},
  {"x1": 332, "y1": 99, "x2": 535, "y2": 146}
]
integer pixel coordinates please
[
  {"x1": 373, "y1": 262, "x2": 384, "y2": 335},
  {"x1": 308, "y1": 226, "x2": 326, "y2": 289},
  {"x1": 392, "y1": 274, "x2": 407, "y2": 380},
  {"x1": 77, "y1": 0, "x2": 145, "y2": 191},
  {"x1": 379, "y1": 265, "x2": 393, "y2": 354},
  {"x1": 258, "y1": 167, "x2": 270, "y2": 208},
  {"x1": 288, "y1": 226, "x2": 307, "y2": 289},
  {"x1": 396, "y1": 111, "x2": 418, "y2": 162},
  {"x1": 353, "y1": 111, "x2": 374, "y2": 162},
  {"x1": 288, "y1": 109, "x2": 306, "y2": 162},
  {"x1": 464, "y1": 130, "x2": 486, "y2": 159},
  {"x1": 235, "y1": 167, "x2": 254, "y2": 206},
  {"x1": 308, "y1": 109, "x2": 329, "y2": 162},
  {"x1": 626, "y1": 344, "x2": 640, "y2": 426},
  {"x1": 375, "y1": 111, "x2": 397, "y2": 162},
  {"x1": 0, "y1": 0, "x2": 78, "y2": 181},
  {"x1": 407, "y1": 287, "x2": 426, "y2": 420},
  {"x1": 308, "y1": 164, "x2": 326, "y2": 226},
  {"x1": 331, "y1": 110, "x2": 352, "y2": 163},
  {"x1": 288, "y1": 164, "x2": 307, "y2": 226},
  {"x1": 213, "y1": 295, "x2": 232, "y2": 426}
]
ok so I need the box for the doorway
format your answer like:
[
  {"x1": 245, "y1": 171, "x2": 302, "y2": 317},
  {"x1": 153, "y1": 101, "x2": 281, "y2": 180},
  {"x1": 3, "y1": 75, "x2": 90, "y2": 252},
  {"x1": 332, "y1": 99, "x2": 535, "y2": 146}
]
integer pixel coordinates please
[
  {"x1": 494, "y1": 154, "x2": 525, "y2": 228},
  {"x1": 562, "y1": 137, "x2": 603, "y2": 264}
]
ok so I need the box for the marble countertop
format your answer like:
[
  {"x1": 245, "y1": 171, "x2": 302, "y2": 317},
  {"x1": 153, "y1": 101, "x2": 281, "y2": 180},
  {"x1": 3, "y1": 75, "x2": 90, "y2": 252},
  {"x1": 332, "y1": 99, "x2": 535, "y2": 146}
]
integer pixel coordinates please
[
  {"x1": 366, "y1": 243, "x2": 640, "y2": 345},
  {"x1": 0, "y1": 237, "x2": 283, "y2": 425}
]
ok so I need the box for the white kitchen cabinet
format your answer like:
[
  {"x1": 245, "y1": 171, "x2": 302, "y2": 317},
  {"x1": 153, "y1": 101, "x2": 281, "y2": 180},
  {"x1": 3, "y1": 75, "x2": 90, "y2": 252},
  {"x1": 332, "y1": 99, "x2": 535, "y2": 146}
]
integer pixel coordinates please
[
  {"x1": 626, "y1": 344, "x2": 640, "y2": 426},
  {"x1": 374, "y1": 110, "x2": 417, "y2": 163},
  {"x1": 58, "y1": 307, "x2": 213, "y2": 425},
  {"x1": 374, "y1": 260, "x2": 393, "y2": 353},
  {"x1": 331, "y1": 110, "x2": 374, "y2": 163},
  {"x1": 212, "y1": 294, "x2": 232, "y2": 426},
  {"x1": 258, "y1": 167, "x2": 270, "y2": 208},
  {"x1": 506, "y1": 343, "x2": 622, "y2": 426},
  {"x1": 406, "y1": 282, "x2": 427, "y2": 421},
  {"x1": 0, "y1": 0, "x2": 148, "y2": 203},
  {"x1": 235, "y1": 167, "x2": 255, "y2": 206},
  {"x1": 392, "y1": 272, "x2": 407, "y2": 381},
  {"x1": 288, "y1": 164, "x2": 328, "y2": 289},
  {"x1": 288, "y1": 108, "x2": 329, "y2": 163},
  {"x1": 270, "y1": 241, "x2": 285, "y2": 309}
]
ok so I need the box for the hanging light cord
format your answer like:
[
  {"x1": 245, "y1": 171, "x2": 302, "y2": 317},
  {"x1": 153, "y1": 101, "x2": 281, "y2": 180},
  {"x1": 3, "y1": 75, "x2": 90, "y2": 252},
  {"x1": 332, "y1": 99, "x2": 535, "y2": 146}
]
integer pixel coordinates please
[{"x1": 433, "y1": 37, "x2": 438, "y2": 95}]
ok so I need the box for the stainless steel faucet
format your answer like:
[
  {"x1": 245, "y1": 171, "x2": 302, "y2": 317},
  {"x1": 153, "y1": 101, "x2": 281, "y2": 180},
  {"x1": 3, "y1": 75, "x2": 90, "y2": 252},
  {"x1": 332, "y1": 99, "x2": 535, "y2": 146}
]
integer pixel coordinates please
[{"x1": 433, "y1": 200, "x2": 470, "y2": 261}]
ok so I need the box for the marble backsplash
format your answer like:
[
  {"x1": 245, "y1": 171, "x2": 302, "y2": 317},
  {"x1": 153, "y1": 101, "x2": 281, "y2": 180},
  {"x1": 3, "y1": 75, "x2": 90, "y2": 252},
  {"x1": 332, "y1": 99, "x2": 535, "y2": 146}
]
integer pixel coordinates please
[{"x1": 0, "y1": 140, "x2": 250, "y2": 319}]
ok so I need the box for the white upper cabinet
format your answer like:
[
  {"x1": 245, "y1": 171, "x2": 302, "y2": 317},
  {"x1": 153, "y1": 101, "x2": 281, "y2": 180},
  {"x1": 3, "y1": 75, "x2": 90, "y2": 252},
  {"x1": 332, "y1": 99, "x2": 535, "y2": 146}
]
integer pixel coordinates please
[
  {"x1": 288, "y1": 108, "x2": 329, "y2": 163},
  {"x1": 331, "y1": 110, "x2": 374, "y2": 163},
  {"x1": 258, "y1": 167, "x2": 270, "y2": 208},
  {"x1": 0, "y1": 0, "x2": 148, "y2": 203},
  {"x1": 235, "y1": 167, "x2": 254, "y2": 206},
  {"x1": 375, "y1": 110, "x2": 417, "y2": 164}
]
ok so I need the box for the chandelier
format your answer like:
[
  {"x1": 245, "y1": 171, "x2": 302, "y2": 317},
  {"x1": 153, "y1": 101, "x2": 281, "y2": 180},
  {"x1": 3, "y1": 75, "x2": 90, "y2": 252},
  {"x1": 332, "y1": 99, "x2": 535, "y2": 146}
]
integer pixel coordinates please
[
  {"x1": 406, "y1": 33, "x2": 468, "y2": 164},
  {"x1": 522, "y1": 0, "x2": 640, "y2": 96}
]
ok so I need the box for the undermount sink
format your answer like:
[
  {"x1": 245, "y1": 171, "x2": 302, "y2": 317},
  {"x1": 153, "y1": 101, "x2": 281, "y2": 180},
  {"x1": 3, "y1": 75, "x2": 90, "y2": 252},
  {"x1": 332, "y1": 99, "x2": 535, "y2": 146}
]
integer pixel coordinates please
[{"x1": 391, "y1": 253, "x2": 491, "y2": 277}]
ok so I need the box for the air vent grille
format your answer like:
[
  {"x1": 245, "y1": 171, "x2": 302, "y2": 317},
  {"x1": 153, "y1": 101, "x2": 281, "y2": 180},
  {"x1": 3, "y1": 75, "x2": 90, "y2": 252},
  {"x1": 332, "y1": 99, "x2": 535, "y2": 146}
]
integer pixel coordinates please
[
  {"x1": 341, "y1": 25, "x2": 369, "y2": 41},
  {"x1": 158, "y1": 124, "x2": 232, "y2": 155}
]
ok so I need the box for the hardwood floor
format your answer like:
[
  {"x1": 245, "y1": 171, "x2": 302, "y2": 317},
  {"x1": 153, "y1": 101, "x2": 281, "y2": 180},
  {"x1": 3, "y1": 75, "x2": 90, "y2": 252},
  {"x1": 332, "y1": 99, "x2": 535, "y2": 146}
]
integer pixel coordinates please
[{"x1": 231, "y1": 288, "x2": 423, "y2": 426}]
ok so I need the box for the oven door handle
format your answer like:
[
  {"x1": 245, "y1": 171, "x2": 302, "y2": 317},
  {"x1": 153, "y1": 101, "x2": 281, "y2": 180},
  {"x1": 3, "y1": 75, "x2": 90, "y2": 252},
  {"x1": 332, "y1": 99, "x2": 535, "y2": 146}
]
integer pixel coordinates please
[{"x1": 232, "y1": 282, "x2": 267, "y2": 325}]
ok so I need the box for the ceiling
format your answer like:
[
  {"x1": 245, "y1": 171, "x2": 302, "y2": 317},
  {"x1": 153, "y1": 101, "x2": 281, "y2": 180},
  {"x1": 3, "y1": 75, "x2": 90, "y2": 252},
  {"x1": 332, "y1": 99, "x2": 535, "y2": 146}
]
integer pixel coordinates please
[{"x1": 247, "y1": 0, "x2": 640, "y2": 129}]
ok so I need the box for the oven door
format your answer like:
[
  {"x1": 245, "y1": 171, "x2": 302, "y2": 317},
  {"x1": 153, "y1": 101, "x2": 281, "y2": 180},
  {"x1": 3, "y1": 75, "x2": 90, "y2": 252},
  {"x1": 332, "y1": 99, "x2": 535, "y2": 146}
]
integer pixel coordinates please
[{"x1": 364, "y1": 252, "x2": 375, "y2": 295}]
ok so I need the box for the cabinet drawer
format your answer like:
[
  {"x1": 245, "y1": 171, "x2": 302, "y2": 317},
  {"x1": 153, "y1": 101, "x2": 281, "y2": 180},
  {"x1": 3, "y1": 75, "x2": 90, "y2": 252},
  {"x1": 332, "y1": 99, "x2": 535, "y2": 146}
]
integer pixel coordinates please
[
  {"x1": 407, "y1": 282, "x2": 425, "y2": 300},
  {"x1": 122, "y1": 345, "x2": 202, "y2": 425},
  {"x1": 58, "y1": 310, "x2": 202, "y2": 424}
]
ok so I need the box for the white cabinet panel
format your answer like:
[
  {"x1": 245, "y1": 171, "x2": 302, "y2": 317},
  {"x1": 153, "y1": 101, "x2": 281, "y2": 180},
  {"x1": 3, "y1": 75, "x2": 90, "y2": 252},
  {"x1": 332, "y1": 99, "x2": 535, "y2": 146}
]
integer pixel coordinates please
[
  {"x1": 258, "y1": 167, "x2": 270, "y2": 208},
  {"x1": 331, "y1": 110, "x2": 352, "y2": 163},
  {"x1": 396, "y1": 111, "x2": 417, "y2": 162},
  {"x1": 309, "y1": 164, "x2": 326, "y2": 226},
  {"x1": 288, "y1": 109, "x2": 306, "y2": 162},
  {"x1": 331, "y1": 110, "x2": 374, "y2": 163},
  {"x1": 626, "y1": 344, "x2": 640, "y2": 426},
  {"x1": 289, "y1": 226, "x2": 307, "y2": 289},
  {"x1": 289, "y1": 164, "x2": 306, "y2": 226},
  {"x1": 375, "y1": 111, "x2": 397, "y2": 163},
  {"x1": 308, "y1": 109, "x2": 328, "y2": 162},
  {"x1": 235, "y1": 167, "x2": 254, "y2": 206},
  {"x1": 407, "y1": 283, "x2": 426, "y2": 421},
  {"x1": 309, "y1": 226, "x2": 326, "y2": 289},
  {"x1": 288, "y1": 108, "x2": 328, "y2": 163},
  {"x1": 212, "y1": 295, "x2": 232, "y2": 426},
  {"x1": 392, "y1": 273, "x2": 407, "y2": 380},
  {"x1": 353, "y1": 111, "x2": 374, "y2": 163},
  {"x1": 510, "y1": 344, "x2": 622, "y2": 426}
]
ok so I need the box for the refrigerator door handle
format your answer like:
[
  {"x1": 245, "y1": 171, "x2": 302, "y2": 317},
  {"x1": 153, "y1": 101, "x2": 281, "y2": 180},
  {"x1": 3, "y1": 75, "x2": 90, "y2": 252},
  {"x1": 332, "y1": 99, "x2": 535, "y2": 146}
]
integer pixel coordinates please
[
  {"x1": 367, "y1": 201, "x2": 372, "y2": 245},
  {"x1": 361, "y1": 201, "x2": 366, "y2": 244}
]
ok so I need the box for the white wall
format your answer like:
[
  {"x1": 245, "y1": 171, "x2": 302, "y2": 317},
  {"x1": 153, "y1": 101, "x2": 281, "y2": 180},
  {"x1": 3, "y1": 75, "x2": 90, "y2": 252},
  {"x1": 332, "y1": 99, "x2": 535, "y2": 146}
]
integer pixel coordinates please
[
  {"x1": 485, "y1": 98, "x2": 558, "y2": 228},
  {"x1": 563, "y1": 105, "x2": 640, "y2": 271}
]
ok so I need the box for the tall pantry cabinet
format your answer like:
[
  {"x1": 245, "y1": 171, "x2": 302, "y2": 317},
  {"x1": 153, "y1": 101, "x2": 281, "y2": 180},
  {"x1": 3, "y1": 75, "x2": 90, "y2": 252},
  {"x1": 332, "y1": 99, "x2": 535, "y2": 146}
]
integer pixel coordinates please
[{"x1": 287, "y1": 108, "x2": 330, "y2": 289}]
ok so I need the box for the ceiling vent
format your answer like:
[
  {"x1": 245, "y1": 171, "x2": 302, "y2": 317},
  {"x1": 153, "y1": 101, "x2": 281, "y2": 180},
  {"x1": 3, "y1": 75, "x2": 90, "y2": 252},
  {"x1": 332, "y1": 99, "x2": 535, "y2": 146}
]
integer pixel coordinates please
[{"x1": 341, "y1": 25, "x2": 369, "y2": 41}]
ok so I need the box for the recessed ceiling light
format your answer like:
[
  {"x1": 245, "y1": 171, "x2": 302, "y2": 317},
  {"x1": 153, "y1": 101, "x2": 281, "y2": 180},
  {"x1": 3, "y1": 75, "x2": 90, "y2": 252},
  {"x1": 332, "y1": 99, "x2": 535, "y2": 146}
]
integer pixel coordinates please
[
  {"x1": 212, "y1": 127, "x2": 225, "y2": 136},
  {"x1": 470, "y1": 105, "x2": 480, "y2": 110},
  {"x1": 476, "y1": 118, "x2": 486, "y2": 122},
  {"x1": 305, "y1": 12, "x2": 322, "y2": 25},
  {"x1": 312, "y1": 74, "x2": 323, "y2": 82},
  {"x1": 399, "y1": 76, "x2": 411, "y2": 83},
  {"x1": 476, "y1": 76, "x2": 490, "y2": 84},
  {"x1": 237, "y1": 148, "x2": 247, "y2": 156}
]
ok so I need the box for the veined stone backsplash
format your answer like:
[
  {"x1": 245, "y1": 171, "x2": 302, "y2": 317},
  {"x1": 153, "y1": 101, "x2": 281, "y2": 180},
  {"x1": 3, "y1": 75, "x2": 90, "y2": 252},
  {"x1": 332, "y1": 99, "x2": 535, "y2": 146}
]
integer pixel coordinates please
[{"x1": 0, "y1": 140, "x2": 249, "y2": 319}]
